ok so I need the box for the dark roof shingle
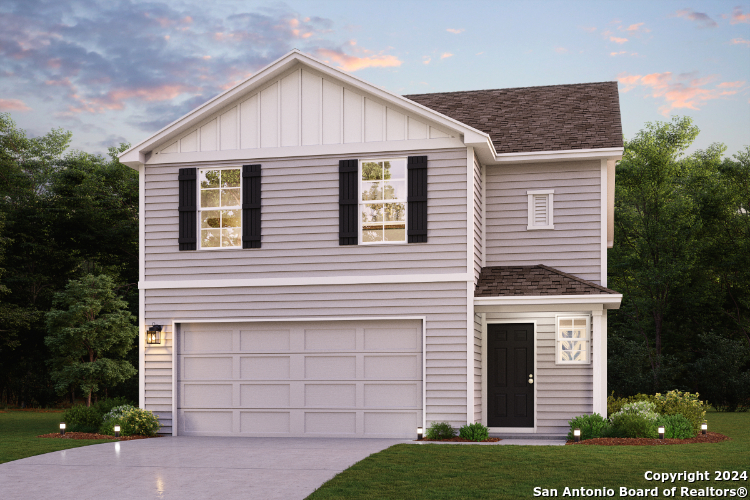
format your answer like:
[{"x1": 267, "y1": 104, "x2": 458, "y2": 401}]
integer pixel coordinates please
[
  {"x1": 475, "y1": 265, "x2": 619, "y2": 297},
  {"x1": 405, "y1": 82, "x2": 623, "y2": 154}
]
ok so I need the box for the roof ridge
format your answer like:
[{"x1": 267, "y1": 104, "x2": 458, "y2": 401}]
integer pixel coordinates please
[{"x1": 404, "y1": 81, "x2": 617, "y2": 97}]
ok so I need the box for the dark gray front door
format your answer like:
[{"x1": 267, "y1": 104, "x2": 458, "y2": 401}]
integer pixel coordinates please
[{"x1": 487, "y1": 323, "x2": 534, "y2": 427}]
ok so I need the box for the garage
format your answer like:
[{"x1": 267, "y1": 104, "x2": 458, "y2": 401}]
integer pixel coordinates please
[{"x1": 175, "y1": 319, "x2": 423, "y2": 438}]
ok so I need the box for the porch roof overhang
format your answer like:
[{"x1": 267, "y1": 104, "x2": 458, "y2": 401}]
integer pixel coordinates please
[{"x1": 474, "y1": 293, "x2": 623, "y2": 312}]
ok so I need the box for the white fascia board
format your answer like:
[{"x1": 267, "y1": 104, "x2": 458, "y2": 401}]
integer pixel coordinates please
[
  {"x1": 146, "y1": 138, "x2": 464, "y2": 165},
  {"x1": 119, "y1": 49, "x2": 491, "y2": 168},
  {"x1": 474, "y1": 294, "x2": 623, "y2": 309},
  {"x1": 139, "y1": 272, "x2": 471, "y2": 290},
  {"x1": 488, "y1": 147, "x2": 624, "y2": 164}
]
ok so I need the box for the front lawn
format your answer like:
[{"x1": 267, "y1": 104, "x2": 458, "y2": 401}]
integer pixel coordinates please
[
  {"x1": 0, "y1": 410, "x2": 116, "y2": 464},
  {"x1": 307, "y1": 412, "x2": 750, "y2": 499}
]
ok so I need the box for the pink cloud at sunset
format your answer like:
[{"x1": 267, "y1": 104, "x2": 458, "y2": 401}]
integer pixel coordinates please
[
  {"x1": 623, "y1": 22, "x2": 650, "y2": 33},
  {"x1": 610, "y1": 36, "x2": 628, "y2": 44},
  {"x1": 315, "y1": 48, "x2": 402, "y2": 72},
  {"x1": 440, "y1": 52, "x2": 453, "y2": 59},
  {"x1": 63, "y1": 84, "x2": 197, "y2": 115},
  {"x1": 731, "y1": 37, "x2": 750, "y2": 46},
  {"x1": 0, "y1": 98, "x2": 31, "y2": 112},
  {"x1": 617, "y1": 71, "x2": 746, "y2": 115},
  {"x1": 674, "y1": 9, "x2": 718, "y2": 28},
  {"x1": 446, "y1": 28, "x2": 464, "y2": 34},
  {"x1": 730, "y1": 6, "x2": 750, "y2": 24}
]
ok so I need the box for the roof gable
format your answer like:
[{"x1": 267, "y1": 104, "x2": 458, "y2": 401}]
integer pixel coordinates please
[{"x1": 405, "y1": 82, "x2": 623, "y2": 154}]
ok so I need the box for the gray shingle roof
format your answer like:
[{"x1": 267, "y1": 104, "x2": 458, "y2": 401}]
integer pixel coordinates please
[
  {"x1": 404, "y1": 82, "x2": 623, "y2": 154},
  {"x1": 475, "y1": 265, "x2": 619, "y2": 297}
]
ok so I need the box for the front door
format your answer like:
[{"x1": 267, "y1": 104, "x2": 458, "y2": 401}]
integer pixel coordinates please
[{"x1": 487, "y1": 323, "x2": 534, "y2": 427}]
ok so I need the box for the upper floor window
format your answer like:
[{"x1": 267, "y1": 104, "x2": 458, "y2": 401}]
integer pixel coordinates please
[
  {"x1": 360, "y1": 159, "x2": 407, "y2": 243},
  {"x1": 199, "y1": 168, "x2": 241, "y2": 249},
  {"x1": 527, "y1": 189, "x2": 554, "y2": 230}
]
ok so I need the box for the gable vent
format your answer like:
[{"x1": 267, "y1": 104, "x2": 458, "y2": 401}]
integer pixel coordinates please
[
  {"x1": 526, "y1": 190, "x2": 554, "y2": 230},
  {"x1": 533, "y1": 195, "x2": 549, "y2": 226}
]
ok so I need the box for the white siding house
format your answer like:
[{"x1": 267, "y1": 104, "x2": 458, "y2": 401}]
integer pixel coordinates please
[{"x1": 120, "y1": 50, "x2": 623, "y2": 438}]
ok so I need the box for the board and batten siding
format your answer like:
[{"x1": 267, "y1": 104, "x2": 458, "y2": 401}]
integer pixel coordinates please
[
  {"x1": 473, "y1": 159, "x2": 483, "y2": 284},
  {"x1": 484, "y1": 160, "x2": 602, "y2": 284},
  {"x1": 143, "y1": 148, "x2": 467, "y2": 281},
  {"x1": 155, "y1": 66, "x2": 453, "y2": 156},
  {"x1": 485, "y1": 311, "x2": 594, "y2": 435},
  {"x1": 143, "y1": 281, "x2": 469, "y2": 434}
]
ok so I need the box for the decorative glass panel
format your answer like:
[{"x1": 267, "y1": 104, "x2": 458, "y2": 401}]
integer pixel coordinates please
[
  {"x1": 559, "y1": 350, "x2": 588, "y2": 362},
  {"x1": 557, "y1": 316, "x2": 589, "y2": 363}
]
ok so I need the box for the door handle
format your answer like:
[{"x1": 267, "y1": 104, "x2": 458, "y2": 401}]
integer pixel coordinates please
[{"x1": 528, "y1": 373, "x2": 534, "y2": 385}]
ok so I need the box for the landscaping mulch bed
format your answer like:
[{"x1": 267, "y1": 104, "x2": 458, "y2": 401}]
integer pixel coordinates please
[
  {"x1": 37, "y1": 432, "x2": 159, "y2": 441},
  {"x1": 566, "y1": 432, "x2": 729, "y2": 446},
  {"x1": 419, "y1": 437, "x2": 502, "y2": 443}
]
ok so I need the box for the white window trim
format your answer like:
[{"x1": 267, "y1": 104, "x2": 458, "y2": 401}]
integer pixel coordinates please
[
  {"x1": 526, "y1": 189, "x2": 554, "y2": 230},
  {"x1": 555, "y1": 314, "x2": 591, "y2": 365},
  {"x1": 358, "y1": 157, "x2": 408, "y2": 245},
  {"x1": 197, "y1": 166, "x2": 243, "y2": 250}
]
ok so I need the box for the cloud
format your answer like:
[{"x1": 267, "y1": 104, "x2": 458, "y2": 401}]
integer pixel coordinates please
[
  {"x1": 610, "y1": 51, "x2": 627, "y2": 56},
  {"x1": 674, "y1": 9, "x2": 718, "y2": 28},
  {"x1": 610, "y1": 36, "x2": 628, "y2": 44},
  {"x1": 0, "y1": 98, "x2": 31, "y2": 111},
  {"x1": 617, "y1": 71, "x2": 745, "y2": 115},
  {"x1": 731, "y1": 6, "x2": 750, "y2": 24},
  {"x1": 623, "y1": 22, "x2": 649, "y2": 33},
  {"x1": 316, "y1": 47, "x2": 402, "y2": 72},
  {"x1": 554, "y1": 47, "x2": 568, "y2": 54},
  {"x1": 422, "y1": 56, "x2": 431, "y2": 65},
  {"x1": 731, "y1": 37, "x2": 750, "y2": 46},
  {"x1": 446, "y1": 28, "x2": 464, "y2": 34},
  {"x1": 440, "y1": 52, "x2": 453, "y2": 59}
]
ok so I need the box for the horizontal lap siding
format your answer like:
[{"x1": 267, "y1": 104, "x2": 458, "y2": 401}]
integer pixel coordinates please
[
  {"x1": 143, "y1": 281, "x2": 468, "y2": 430},
  {"x1": 485, "y1": 161, "x2": 602, "y2": 283},
  {"x1": 144, "y1": 148, "x2": 467, "y2": 280},
  {"x1": 485, "y1": 311, "x2": 593, "y2": 435}
]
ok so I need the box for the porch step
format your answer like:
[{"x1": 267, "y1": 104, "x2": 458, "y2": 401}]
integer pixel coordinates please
[{"x1": 489, "y1": 433, "x2": 567, "y2": 440}]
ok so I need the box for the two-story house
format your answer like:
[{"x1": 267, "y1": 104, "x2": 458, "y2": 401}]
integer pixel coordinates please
[{"x1": 119, "y1": 50, "x2": 623, "y2": 438}]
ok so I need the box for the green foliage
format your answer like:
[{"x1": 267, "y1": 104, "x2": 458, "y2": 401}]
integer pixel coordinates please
[
  {"x1": 98, "y1": 417, "x2": 124, "y2": 436},
  {"x1": 458, "y1": 422, "x2": 489, "y2": 442},
  {"x1": 609, "y1": 413, "x2": 658, "y2": 439},
  {"x1": 119, "y1": 407, "x2": 161, "y2": 437},
  {"x1": 567, "y1": 413, "x2": 611, "y2": 441},
  {"x1": 656, "y1": 414, "x2": 695, "y2": 439},
  {"x1": 63, "y1": 404, "x2": 103, "y2": 433},
  {"x1": 655, "y1": 390, "x2": 707, "y2": 433},
  {"x1": 607, "y1": 392, "x2": 657, "y2": 417},
  {"x1": 425, "y1": 421, "x2": 456, "y2": 440},
  {"x1": 101, "y1": 404, "x2": 136, "y2": 423},
  {"x1": 93, "y1": 397, "x2": 134, "y2": 417},
  {"x1": 687, "y1": 333, "x2": 750, "y2": 412},
  {"x1": 44, "y1": 274, "x2": 138, "y2": 406}
]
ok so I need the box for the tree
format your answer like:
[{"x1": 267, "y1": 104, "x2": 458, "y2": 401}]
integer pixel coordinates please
[{"x1": 44, "y1": 274, "x2": 137, "y2": 406}]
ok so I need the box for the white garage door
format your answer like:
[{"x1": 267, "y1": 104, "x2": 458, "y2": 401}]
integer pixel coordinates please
[{"x1": 176, "y1": 320, "x2": 423, "y2": 438}]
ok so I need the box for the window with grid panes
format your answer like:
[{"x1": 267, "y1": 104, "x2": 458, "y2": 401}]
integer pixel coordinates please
[
  {"x1": 360, "y1": 159, "x2": 407, "y2": 243},
  {"x1": 199, "y1": 168, "x2": 241, "y2": 248},
  {"x1": 556, "y1": 316, "x2": 590, "y2": 364}
]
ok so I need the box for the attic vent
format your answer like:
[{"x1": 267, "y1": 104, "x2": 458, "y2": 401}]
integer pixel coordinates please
[{"x1": 527, "y1": 190, "x2": 554, "y2": 230}]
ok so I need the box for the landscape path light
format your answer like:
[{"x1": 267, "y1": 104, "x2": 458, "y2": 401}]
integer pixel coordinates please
[
  {"x1": 417, "y1": 427, "x2": 423, "y2": 441},
  {"x1": 114, "y1": 424, "x2": 121, "y2": 438},
  {"x1": 573, "y1": 428, "x2": 581, "y2": 442},
  {"x1": 701, "y1": 421, "x2": 707, "y2": 435},
  {"x1": 59, "y1": 422, "x2": 66, "y2": 436},
  {"x1": 658, "y1": 426, "x2": 665, "y2": 439}
]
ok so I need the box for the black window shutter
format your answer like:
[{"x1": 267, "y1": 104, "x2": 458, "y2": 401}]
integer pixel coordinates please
[
  {"x1": 339, "y1": 159, "x2": 358, "y2": 245},
  {"x1": 407, "y1": 156, "x2": 428, "y2": 243},
  {"x1": 242, "y1": 164, "x2": 261, "y2": 249},
  {"x1": 178, "y1": 168, "x2": 197, "y2": 251}
]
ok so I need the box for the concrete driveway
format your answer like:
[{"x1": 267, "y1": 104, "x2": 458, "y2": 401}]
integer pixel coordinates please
[{"x1": 0, "y1": 436, "x2": 409, "y2": 500}]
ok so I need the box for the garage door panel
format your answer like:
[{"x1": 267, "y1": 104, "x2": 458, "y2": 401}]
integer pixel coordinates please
[
  {"x1": 240, "y1": 356, "x2": 291, "y2": 379},
  {"x1": 240, "y1": 329, "x2": 291, "y2": 351},
  {"x1": 183, "y1": 357, "x2": 232, "y2": 379},
  {"x1": 240, "y1": 384, "x2": 291, "y2": 408},
  {"x1": 177, "y1": 320, "x2": 423, "y2": 438},
  {"x1": 304, "y1": 328, "x2": 357, "y2": 350}
]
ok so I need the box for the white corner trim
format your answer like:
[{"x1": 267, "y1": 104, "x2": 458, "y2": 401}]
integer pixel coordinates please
[
  {"x1": 600, "y1": 159, "x2": 608, "y2": 287},
  {"x1": 138, "y1": 164, "x2": 146, "y2": 410},
  {"x1": 140, "y1": 272, "x2": 471, "y2": 290},
  {"x1": 474, "y1": 294, "x2": 623, "y2": 308},
  {"x1": 466, "y1": 146, "x2": 475, "y2": 424}
]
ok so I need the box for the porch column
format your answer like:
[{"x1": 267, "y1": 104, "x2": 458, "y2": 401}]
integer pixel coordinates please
[{"x1": 591, "y1": 309, "x2": 607, "y2": 416}]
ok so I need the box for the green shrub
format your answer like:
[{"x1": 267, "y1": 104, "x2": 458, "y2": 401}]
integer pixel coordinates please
[
  {"x1": 102, "y1": 404, "x2": 136, "y2": 423},
  {"x1": 656, "y1": 414, "x2": 695, "y2": 439},
  {"x1": 63, "y1": 404, "x2": 103, "y2": 433},
  {"x1": 459, "y1": 422, "x2": 489, "y2": 442},
  {"x1": 609, "y1": 413, "x2": 658, "y2": 438},
  {"x1": 119, "y1": 407, "x2": 161, "y2": 437},
  {"x1": 426, "y1": 421, "x2": 456, "y2": 440},
  {"x1": 567, "y1": 413, "x2": 610, "y2": 441},
  {"x1": 655, "y1": 390, "x2": 707, "y2": 434},
  {"x1": 98, "y1": 417, "x2": 124, "y2": 437},
  {"x1": 93, "y1": 397, "x2": 134, "y2": 417},
  {"x1": 607, "y1": 392, "x2": 657, "y2": 417}
]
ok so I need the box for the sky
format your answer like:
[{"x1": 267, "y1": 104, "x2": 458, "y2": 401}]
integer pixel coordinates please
[{"x1": 1, "y1": 0, "x2": 748, "y2": 158}]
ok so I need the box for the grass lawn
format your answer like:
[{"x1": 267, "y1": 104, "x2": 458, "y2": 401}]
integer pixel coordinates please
[
  {"x1": 0, "y1": 410, "x2": 116, "y2": 464},
  {"x1": 307, "y1": 412, "x2": 750, "y2": 499}
]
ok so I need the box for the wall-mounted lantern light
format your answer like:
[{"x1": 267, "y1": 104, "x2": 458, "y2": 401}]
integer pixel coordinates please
[
  {"x1": 60, "y1": 422, "x2": 66, "y2": 436},
  {"x1": 573, "y1": 428, "x2": 581, "y2": 443},
  {"x1": 146, "y1": 323, "x2": 162, "y2": 345},
  {"x1": 417, "y1": 427, "x2": 423, "y2": 441},
  {"x1": 701, "y1": 422, "x2": 707, "y2": 435},
  {"x1": 658, "y1": 426, "x2": 665, "y2": 439},
  {"x1": 114, "y1": 424, "x2": 121, "y2": 438}
]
